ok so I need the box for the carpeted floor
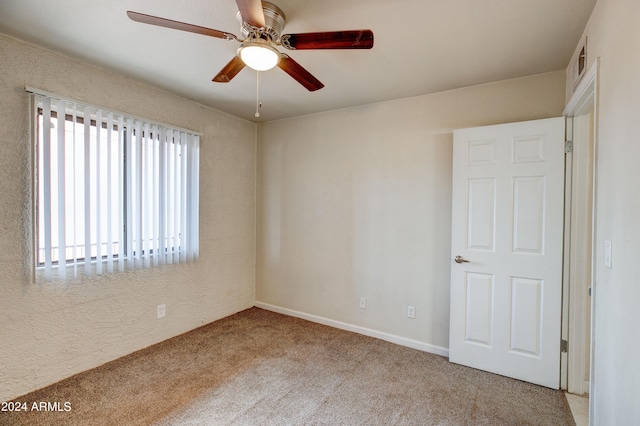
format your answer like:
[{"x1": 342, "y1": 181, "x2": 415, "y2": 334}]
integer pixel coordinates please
[{"x1": 3, "y1": 307, "x2": 575, "y2": 425}]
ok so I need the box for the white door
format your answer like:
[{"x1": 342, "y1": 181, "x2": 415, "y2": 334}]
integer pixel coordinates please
[{"x1": 449, "y1": 117, "x2": 565, "y2": 389}]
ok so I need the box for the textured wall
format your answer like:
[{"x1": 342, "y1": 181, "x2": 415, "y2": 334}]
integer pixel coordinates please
[
  {"x1": 256, "y1": 71, "x2": 566, "y2": 352},
  {"x1": 0, "y1": 33, "x2": 256, "y2": 401},
  {"x1": 565, "y1": 0, "x2": 640, "y2": 422}
]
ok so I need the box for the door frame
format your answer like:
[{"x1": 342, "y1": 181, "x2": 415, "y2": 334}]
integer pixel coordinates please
[{"x1": 561, "y1": 59, "x2": 598, "y2": 412}]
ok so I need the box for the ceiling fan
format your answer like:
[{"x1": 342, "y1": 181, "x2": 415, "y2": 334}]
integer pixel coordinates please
[{"x1": 127, "y1": 0, "x2": 374, "y2": 92}]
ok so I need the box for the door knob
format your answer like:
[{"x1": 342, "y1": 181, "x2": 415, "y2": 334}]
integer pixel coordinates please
[{"x1": 454, "y1": 255, "x2": 470, "y2": 264}]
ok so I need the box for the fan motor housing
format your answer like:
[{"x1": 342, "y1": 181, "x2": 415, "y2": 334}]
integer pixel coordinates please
[{"x1": 238, "y1": 1, "x2": 286, "y2": 42}]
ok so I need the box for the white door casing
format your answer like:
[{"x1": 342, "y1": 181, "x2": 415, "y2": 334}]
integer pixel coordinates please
[
  {"x1": 449, "y1": 117, "x2": 565, "y2": 389},
  {"x1": 563, "y1": 60, "x2": 598, "y2": 399}
]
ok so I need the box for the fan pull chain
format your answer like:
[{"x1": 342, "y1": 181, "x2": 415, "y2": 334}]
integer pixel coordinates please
[{"x1": 255, "y1": 70, "x2": 262, "y2": 118}]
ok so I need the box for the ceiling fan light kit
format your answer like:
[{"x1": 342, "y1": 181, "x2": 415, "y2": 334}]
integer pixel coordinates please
[
  {"x1": 237, "y1": 1, "x2": 284, "y2": 71},
  {"x1": 239, "y1": 39, "x2": 280, "y2": 71},
  {"x1": 127, "y1": 0, "x2": 373, "y2": 114}
]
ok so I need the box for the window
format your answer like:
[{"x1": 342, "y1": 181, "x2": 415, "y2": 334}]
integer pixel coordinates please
[{"x1": 31, "y1": 91, "x2": 200, "y2": 281}]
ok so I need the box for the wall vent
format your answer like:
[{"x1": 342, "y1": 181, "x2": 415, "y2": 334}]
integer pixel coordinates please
[{"x1": 571, "y1": 37, "x2": 587, "y2": 90}]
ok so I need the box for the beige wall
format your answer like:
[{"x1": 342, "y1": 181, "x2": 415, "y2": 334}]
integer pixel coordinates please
[
  {"x1": 566, "y1": 0, "x2": 640, "y2": 422},
  {"x1": 0, "y1": 34, "x2": 256, "y2": 401},
  {"x1": 256, "y1": 71, "x2": 566, "y2": 351}
]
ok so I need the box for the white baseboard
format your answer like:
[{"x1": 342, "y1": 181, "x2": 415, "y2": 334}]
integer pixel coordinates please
[{"x1": 254, "y1": 301, "x2": 449, "y2": 358}]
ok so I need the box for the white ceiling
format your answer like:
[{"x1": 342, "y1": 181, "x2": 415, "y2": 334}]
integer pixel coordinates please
[{"x1": 0, "y1": 0, "x2": 597, "y2": 122}]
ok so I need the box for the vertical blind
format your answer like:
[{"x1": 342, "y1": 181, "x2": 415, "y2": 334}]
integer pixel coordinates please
[{"x1": 31, "y1": 90, "x2": 200, "y2": 281}]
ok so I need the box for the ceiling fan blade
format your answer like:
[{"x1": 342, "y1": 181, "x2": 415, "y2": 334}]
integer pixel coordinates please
[
  {"x1": 281, "y1": 30, "x2": 374, "y2": 50},
  {"x1": 277, "y1": 55, "x2": 324, "y2": 92},
  {"x1": 235, "y1": 0, "x2": 266, "y2": 28},
  {"x1": 127, "y1": 11, "x2": 236, "y2": 40},
  {"x1": 212, "y1": 56, "x2": 246, "y2": 83}
]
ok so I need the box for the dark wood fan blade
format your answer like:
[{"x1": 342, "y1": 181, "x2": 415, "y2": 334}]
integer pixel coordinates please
[
  {"x1": 281, "y1": 30, "x2": 374, "y2": 50},
  {"x1": 127, "y1": 11, "x2": 235, "y2": 40},
  {"x1": 235, "y1": 0, "x2": 266, "y2": 28},
  {"x1": 212, "y1": 56, "x2": 246, "y2": 83},
  {"x1": 277, "y1": 55, "x2": 324, "y2": 92}
]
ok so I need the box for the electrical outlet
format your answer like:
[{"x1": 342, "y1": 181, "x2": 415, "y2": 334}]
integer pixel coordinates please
[
  {"x1": 407, "y1": 305, "x2": 415, "y2": 319},
  {"x1": 157, "y1": 304, "x2": 166, "y2": 319},
  {"x1": 359, "y1": 297, "x2": 366, "y2": 310}
]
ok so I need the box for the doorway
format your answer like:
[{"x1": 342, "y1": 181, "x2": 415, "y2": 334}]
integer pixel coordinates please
[
  {"x1": 564, "y1": 110, "x2": 594, "y2": 396},
  {"x1": 562, "y1": 60, "x2": 598, "y2": 424}
]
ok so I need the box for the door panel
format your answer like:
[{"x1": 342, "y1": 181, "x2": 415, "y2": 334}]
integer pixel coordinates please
[
  {"x1": 512, "y1": 176, "x2": 546, "y2": 254},
  {"x1": 464, "y1": 272, "x2": 494, "y2": 346},
  {"x1": 467, "y1": 178, "x2": 496, "y2": 251},
  {"x1": 449, "y1": 117, "x2": 564, "y2": 389},
  {"x1": 510, "y1": 276, "x2": 543, "y2": 356}
]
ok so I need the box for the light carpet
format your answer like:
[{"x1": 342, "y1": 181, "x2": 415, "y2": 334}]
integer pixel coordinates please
[{"x1": 4, "y1": 307, "x2": 575, "y2": 425}]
